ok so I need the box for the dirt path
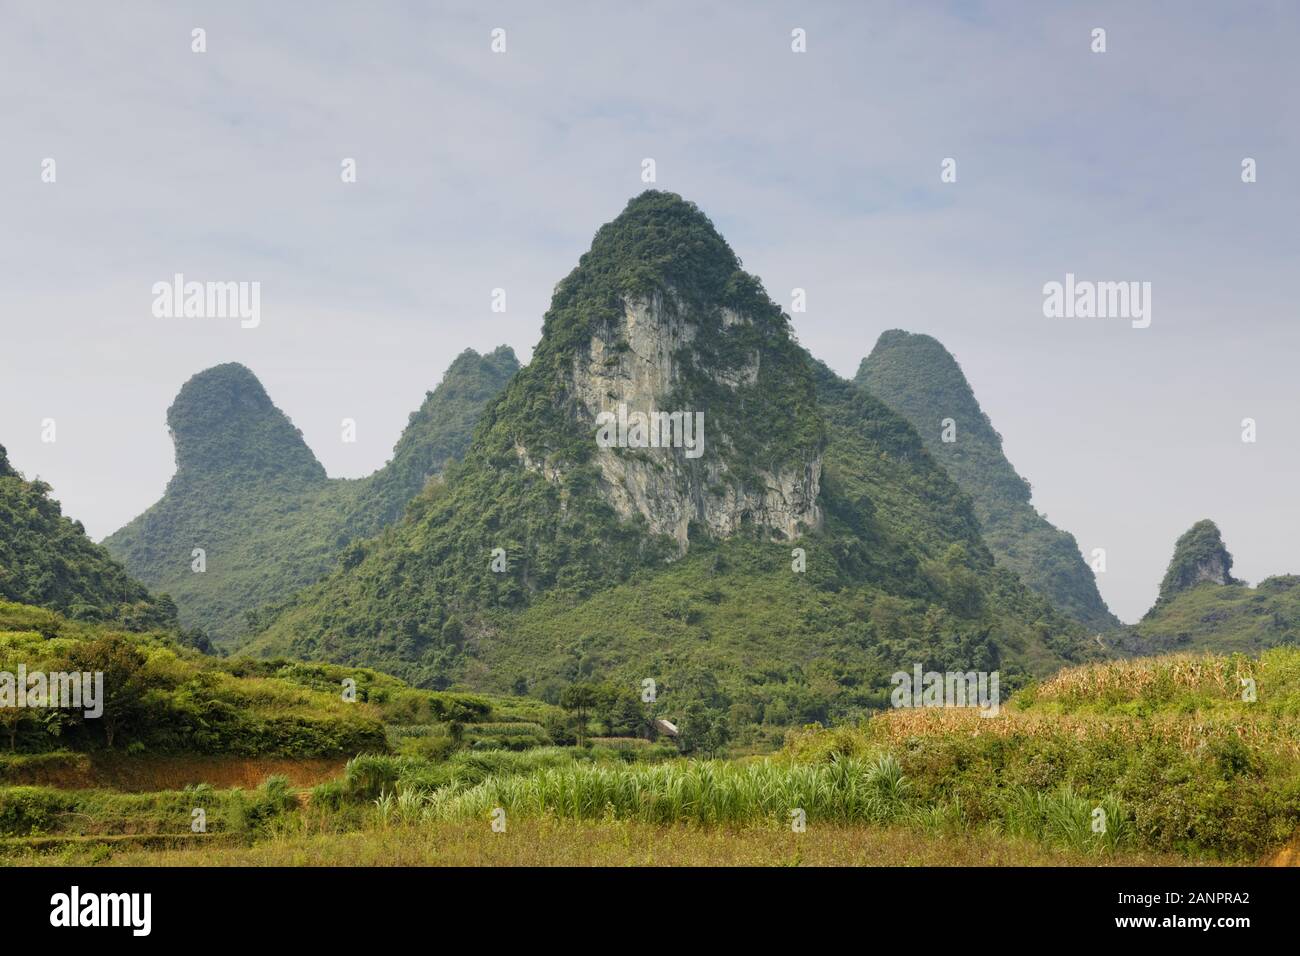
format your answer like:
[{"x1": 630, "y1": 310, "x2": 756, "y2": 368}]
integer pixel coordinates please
[
  {"x1": 1267, "y1": 836, "x2": 1300, "y2": 866},
  {"x1": 4, "y1": 755, "x2": 349, "y2": 791}
]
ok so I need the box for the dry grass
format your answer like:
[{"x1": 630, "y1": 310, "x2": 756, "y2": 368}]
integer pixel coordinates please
[
  {"x1": 30, "y1": 819, "x2": 1209, "y2": 867},
  {"x1": 867, "y1": 707, "x2": 1300, "y2": 759}
]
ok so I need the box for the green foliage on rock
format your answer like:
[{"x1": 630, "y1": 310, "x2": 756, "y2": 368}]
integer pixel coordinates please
[
  {"x1": 856, "y1": 330, "x2": 1120, "y2": 633},
  {"x1": 1150, "y1": 519, "x2": 1240, "y2": 610},
  {"x1": 103, "y1": 348, "x2": 519, "y2": 644},
  {"x1": 1133, "y1": 575, "x2": 1300, "y2": 655}
]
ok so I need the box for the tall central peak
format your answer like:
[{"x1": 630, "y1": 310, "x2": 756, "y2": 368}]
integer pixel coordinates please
[{"x1": 482, "y1": 191, "x2": 825, "y2": 546}]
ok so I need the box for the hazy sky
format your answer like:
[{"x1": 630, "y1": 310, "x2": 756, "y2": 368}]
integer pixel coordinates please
[{"x1": 2, "y1": 1, "x2": 1296, "y2": 622}]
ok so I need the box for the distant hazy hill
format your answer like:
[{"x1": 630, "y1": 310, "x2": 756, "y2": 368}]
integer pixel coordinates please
[
  {"x1": 1132, "y1": 520, "x2": 1297, "y2": 654},
  {"x1": 103, "y1": 347, "x2": 520, "y2": 644},
  {"x1": 856, "y1": 330, "x2": 1120, "y2": 633},
  {"x1": 242, "y1": 191, "x2": 1096, "y2": 718},
  {"x1": 0, "y1": 443, "x2": 173, "y2": 629}
]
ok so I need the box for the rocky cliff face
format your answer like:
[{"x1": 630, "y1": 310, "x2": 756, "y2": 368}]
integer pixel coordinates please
[
  {"x1": 1186, "y1": 551, "x2": 1233, "y2": 587},
  {"x1": 495, "y1": 191, "x2": 825, "y2": 551},
  {"x1": 545, "y1": 290, "x2": 821, "y2": 546}
]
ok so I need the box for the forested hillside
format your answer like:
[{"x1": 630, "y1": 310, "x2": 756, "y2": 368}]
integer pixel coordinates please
[
  {"x1": 242, "y1": 193, "x2": 1097, "y2": 730},
  {"x1": 0, "y1": 444, "x2": 174, "y2": 630},
  {"x1": 857, "y1": 331, "x2": 1120, "y2": 633},
  {"x1": 1131, "y1": 520, "x2": 1298, "y2": 654},
  {"x1": 103, "y1": 348, "x2": 519, "y2": 644}
]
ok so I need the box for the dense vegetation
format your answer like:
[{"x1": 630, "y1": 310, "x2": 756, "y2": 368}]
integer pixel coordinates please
[
  {"x1": 1132, "y1": 575, "x2": 1300, "y2": 654},
  {"x1": 8, "y1": 649, "x2": 1292, "y2": 864},
  {"x1": 354, "y1": 649, "x2": 1300, "y2": 860},
  {"x1": 783, "y1": 648, "x2": 1300, "y2": 858},
  {"x1": 243, "y1": 193, "x2": 1096, "y2": 734},
  {"x1": 103, "y1": 348, "x2": 519, "y2": 644},
  {"x1": 0, "y1": 445, "x2": 174, "y2": 630},
  {"x1": 1123, "y1": 520, "x2": 1300, "y2": 655},
  {"x1": 0, "y1": 601, "x2": 384, "y2": 757},
  {"x1": 856, "y1": 331, "x2": 1119, "y2": 633},
  {"x1": 0, "y1": 598, "x2": 579, "y2": 777}
]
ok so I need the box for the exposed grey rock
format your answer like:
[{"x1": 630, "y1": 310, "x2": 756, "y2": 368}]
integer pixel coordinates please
[{"x1": 517, "y1": 290, "x2": 821, "y2": 548}]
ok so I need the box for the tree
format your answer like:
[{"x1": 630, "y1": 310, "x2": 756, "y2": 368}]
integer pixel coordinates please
[
  {"x1": 0, "y1": 660, "x2": 23, "y2": 749},
  {"x1": 589, "y1": 681, "x2": 644, "y2": 738},
  {"x1": 0, "y1": 710, "x2": 20, "y2": 751},
  {"x1": 678, "y1": 702, "x2": 730, "y2": 758},
  {"x1": 66, "y1": 636, "x2": 152, "y2": 748},
  {"x1": 178, "y1": 625, "x2": 213, "y2": 654},
  {"x1": 560, "y1": 682, "x2": 600, "y2": 747}
]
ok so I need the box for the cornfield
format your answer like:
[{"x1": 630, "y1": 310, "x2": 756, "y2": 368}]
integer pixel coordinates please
[
  {"x1": 1032, "y1": 653, "x2": 1257, "y2": 705},
  {"x1": 867, "y1": 707, "x2": 1300, "y2": 758}
]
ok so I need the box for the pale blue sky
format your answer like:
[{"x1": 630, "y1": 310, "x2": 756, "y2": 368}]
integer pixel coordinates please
[{"x1": 1, "y1": 1, "x2": 1296, "y2": 621}]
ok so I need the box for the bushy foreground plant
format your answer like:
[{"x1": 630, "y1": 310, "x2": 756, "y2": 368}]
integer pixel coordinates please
[
  {"x1": 0, "y1": 776, "x2": 297, "y2": 838},
  {"x1": 422, "y1": 755, "x2": 915, "y2": 827},
  {"x1": 779, "y1": 651, "x2": 1300, "y2": 859}
]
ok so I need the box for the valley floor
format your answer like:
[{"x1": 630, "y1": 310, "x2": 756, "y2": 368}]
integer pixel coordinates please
[
  {"x1": 5, "y1": 648, "x2": 1299, "y2": 869},
  {"x1": 5, "y1": 819, "x2": 1223, "y2": 868}
]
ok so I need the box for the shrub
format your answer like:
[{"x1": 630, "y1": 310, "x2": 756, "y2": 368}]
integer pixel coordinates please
[{"x1": 0, "y1": 786, "x2": 73, "y2": 836}]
